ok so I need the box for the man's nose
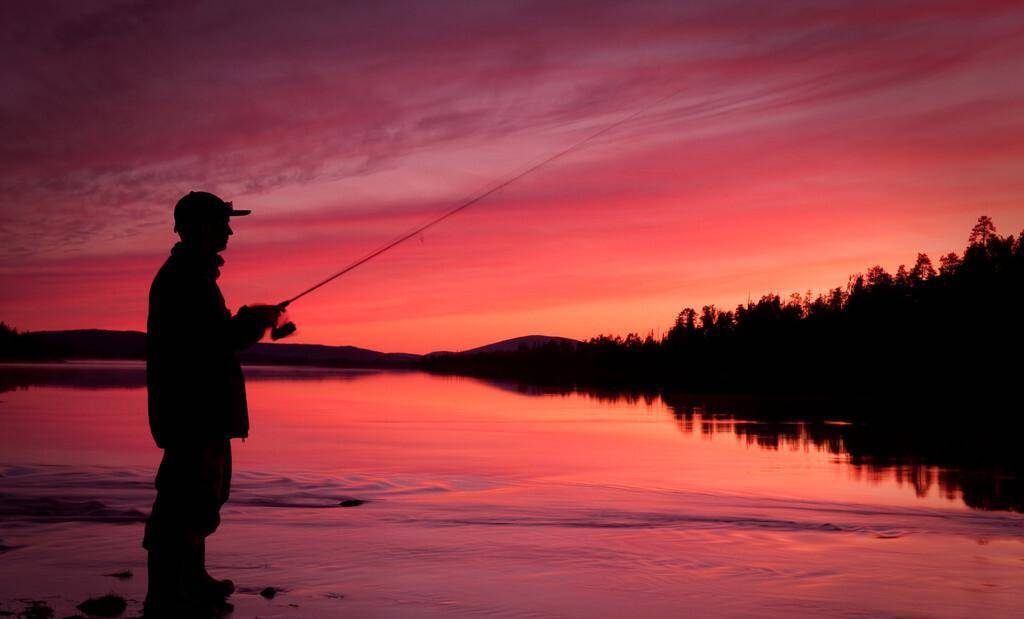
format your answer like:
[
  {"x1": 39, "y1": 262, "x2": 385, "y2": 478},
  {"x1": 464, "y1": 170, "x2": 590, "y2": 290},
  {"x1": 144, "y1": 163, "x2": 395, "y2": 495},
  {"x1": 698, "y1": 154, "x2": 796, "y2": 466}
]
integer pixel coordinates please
[{"x1": 227, "y1": 226, "x2": 233, "y2": 236}]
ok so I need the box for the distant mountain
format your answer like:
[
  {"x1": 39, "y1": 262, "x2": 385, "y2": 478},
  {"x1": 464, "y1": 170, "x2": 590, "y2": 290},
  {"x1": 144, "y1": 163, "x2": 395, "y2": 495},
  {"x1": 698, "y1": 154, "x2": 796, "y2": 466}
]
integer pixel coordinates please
[
  {"x1": 6, "y1": 328, "x2": 577, "y2": 368},
  {"x1": 23, "y1": 329, "x2": 419, "y2": 368},
  {"x1": 242, "y1": 342, "x2": 418, "y2": 367},
  {"x1": 451, "y1": 335, "x2": 579, "y2": 355},
  {"x1": 30, "y1": 329, "x2": 146, "y2": 360}
]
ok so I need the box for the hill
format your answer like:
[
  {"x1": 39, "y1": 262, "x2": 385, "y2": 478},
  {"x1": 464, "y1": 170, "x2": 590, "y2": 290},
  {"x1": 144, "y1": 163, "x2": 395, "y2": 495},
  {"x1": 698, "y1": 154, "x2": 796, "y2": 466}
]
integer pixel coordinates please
[
  {"x1": 1, "y1": 328, "x2": 578, "y2": 369},
  {"x1": 6, "y1": 329, "x2": 420, "y2": 368},
  {"x1": 433, "y1": 335, "x2": 578, "y2": 356}
]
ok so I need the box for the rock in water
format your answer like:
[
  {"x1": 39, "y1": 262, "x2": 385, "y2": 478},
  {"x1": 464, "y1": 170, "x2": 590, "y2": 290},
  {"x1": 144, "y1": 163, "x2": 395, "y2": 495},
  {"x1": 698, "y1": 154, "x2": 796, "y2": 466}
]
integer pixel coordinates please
[
  {"x1": 259, "y1": 587, "x2": 278, "y2": 599},
  {"x1": 338, "y1": 499, "x2": 366, "y2": 507},
  {"x1": 75, "y1": 594, "x2": 126, "y2": 617},
  {"x1": 17, "y1": 600, "x2": 53, "y2": 619}
]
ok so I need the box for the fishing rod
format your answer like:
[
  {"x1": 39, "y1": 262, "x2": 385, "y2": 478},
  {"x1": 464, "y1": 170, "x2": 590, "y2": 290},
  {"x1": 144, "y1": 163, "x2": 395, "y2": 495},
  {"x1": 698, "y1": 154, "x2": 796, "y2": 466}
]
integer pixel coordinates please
[{"x1": 269, "y1": 86, "x2": 684, "y2": 339}]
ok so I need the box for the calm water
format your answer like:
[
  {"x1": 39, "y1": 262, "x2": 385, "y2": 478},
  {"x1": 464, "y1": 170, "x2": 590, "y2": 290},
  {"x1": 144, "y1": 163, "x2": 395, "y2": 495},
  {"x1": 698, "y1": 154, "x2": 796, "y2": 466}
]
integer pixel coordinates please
[{"x1": 0, "y1": 362, "x2": 1022, "y2": 618}]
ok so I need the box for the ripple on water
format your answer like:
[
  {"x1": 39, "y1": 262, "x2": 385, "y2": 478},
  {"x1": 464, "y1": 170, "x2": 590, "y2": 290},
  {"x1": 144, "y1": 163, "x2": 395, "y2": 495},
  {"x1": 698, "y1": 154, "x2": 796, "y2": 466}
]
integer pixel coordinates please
[{"x1": 0, "y1": 464, "x2": 1021, "y2": 542}]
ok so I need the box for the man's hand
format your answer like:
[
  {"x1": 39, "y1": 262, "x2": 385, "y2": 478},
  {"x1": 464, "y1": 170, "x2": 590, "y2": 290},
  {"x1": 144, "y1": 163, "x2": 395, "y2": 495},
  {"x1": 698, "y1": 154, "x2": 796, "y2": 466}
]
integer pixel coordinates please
[{"x1": 237, "y1": 304, "x2": 284, "y2": 331}]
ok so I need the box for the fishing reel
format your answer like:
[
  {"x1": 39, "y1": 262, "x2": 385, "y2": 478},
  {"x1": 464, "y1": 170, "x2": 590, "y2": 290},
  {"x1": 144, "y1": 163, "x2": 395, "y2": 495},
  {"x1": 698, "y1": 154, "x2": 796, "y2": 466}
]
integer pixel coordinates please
[
  {"x1": 270, "y1": 302, "x2": 297, "y2": 341},
  {"x1": 262, "y1": 301, "x2": 294, "y2": 344},
  {"x1": 271, "y1": 318, "x2": 297, "y2": 340}
]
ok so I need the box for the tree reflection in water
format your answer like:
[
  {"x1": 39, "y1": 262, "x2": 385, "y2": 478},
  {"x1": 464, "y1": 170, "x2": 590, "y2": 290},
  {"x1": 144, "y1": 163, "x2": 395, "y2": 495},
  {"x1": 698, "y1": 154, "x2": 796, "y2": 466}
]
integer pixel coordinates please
[
  {"x1": 496, "y1": 382, "x2": 1024, "y2": 513},
  {"x1": 2, "y1": 364, "x2": 1020, "y2": 513}
]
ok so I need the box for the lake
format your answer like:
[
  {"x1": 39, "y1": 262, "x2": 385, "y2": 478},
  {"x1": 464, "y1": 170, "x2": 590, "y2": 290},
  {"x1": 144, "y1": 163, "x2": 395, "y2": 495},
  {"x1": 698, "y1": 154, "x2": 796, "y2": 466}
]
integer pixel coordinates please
[{"x1": 1, "y1": 362, "x2": 1022, "y2": 618}]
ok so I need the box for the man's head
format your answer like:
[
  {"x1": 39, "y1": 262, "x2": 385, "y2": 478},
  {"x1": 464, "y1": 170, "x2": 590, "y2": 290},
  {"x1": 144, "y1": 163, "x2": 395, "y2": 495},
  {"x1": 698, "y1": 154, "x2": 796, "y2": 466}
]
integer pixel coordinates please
[{"x1": 173, "y1": 191, "x2": 250, "y2": 252}]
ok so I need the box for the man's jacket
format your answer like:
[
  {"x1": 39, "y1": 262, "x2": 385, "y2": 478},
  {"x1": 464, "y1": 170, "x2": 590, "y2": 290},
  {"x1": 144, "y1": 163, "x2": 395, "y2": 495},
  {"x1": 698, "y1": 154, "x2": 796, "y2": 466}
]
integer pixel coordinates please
[{"x1": 146, "y1": 243, "x2": 264, "y2": 448}]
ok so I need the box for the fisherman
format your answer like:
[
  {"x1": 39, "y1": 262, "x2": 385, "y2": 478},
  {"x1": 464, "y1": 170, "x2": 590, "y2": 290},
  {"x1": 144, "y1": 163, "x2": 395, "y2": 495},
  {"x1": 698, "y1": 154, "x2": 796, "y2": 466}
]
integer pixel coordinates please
[{"x1": 143, "y1": 191, "x2": 284, "y2": 617}]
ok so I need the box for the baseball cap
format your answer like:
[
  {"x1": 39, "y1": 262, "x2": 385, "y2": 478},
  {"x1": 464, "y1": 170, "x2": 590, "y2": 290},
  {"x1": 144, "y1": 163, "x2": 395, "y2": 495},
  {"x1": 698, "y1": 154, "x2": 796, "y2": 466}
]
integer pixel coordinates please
[{"x1": 173, "y1": 191, "x2": 250, "y2": 231}]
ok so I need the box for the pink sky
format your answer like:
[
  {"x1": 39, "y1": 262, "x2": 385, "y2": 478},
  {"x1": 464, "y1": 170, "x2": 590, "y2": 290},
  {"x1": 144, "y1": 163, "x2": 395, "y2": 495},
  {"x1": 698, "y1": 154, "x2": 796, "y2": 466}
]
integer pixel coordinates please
[{"x1": 2, "y1": 1, "x2": 1023, "y2": 353}]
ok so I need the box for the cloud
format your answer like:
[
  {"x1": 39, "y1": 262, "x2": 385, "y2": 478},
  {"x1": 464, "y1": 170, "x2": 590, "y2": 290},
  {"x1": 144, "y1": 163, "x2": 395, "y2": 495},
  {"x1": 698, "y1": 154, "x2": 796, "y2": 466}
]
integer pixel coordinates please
[
  {"x1": 2, "y1": 1, "x2": 1017, "y2": 254},
  {"x1": 2, "y1": 1, "x2": 1024, "y2": 349}
]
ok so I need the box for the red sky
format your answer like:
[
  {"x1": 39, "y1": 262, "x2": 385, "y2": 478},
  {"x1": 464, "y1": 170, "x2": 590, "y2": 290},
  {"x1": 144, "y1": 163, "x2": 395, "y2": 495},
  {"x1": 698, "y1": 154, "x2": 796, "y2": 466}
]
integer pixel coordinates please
[{"x1": 2, "y1": 1, "x2": 1023, "y2": 353}]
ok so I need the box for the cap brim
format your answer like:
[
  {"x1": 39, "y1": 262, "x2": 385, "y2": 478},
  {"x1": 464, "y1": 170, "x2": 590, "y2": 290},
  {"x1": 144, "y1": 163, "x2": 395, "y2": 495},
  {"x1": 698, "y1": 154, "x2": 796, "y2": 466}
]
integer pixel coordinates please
[{"x1": 228, "y1": 209, "x2": 251, "y2": 216}]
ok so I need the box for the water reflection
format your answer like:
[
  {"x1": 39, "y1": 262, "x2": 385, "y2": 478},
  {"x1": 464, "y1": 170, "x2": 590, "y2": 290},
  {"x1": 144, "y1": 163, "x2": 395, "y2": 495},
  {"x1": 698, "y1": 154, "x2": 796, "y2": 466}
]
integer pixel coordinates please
[
  {"x1": 2, "y1": 363, "x2": 1020, "y2": 513},
  {"x1": 478, "y1": 380, "x2": 1024, "y2": 513},
  {"x1": 0, "y1": 362, "x2": 387, "y2": 392},
  {"x1": 665, "y1": 413, "x2": 1022, "y2": 513}
]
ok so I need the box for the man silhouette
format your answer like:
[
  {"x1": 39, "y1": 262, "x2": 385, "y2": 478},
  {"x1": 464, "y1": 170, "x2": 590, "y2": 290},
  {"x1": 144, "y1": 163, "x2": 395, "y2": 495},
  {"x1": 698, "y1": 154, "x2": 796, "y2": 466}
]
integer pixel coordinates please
[{"x1": 143, "y1": 191, "x2": 283, "y2": 617}]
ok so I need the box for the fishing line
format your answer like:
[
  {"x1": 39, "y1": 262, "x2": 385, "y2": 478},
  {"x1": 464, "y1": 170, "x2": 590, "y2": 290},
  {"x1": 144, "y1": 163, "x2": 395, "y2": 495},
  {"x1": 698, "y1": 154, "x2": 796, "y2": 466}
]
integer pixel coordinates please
[{"x1": 279, "y1": 85, "x2": 685, "y2": 309}]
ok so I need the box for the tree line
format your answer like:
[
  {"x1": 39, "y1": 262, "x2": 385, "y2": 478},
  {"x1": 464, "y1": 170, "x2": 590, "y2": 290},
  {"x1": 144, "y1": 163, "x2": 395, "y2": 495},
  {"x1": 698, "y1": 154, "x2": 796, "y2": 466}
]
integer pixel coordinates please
[
  {"x1": 423, "y1": 216, "x2": 1023, "y2": 409},
  {"x1": 0, "y1": 321, "x2": 47, "y2": 360}
]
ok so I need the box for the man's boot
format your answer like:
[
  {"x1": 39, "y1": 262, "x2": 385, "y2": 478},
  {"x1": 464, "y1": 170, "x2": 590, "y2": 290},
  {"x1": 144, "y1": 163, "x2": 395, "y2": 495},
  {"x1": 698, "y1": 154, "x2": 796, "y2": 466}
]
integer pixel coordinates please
[
  {"x1": 195, "y1": 537, "x2": 235, "y2": 599},
  {"x1": 146, "y1": 546, "x2": 232, "y2": 618},
  {"x1": 144, "y1": 548, "x2": 192, "y2": 617}
]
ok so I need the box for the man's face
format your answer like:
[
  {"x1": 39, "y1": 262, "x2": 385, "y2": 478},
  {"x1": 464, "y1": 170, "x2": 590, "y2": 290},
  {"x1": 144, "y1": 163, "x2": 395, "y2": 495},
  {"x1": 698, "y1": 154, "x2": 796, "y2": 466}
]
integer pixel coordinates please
[
  {"x1": 210, "y1": 216, "x2": 233, "y2": 252},
  {"x1": 182, "y1": 215, "x2": 233, "y2": 252}
]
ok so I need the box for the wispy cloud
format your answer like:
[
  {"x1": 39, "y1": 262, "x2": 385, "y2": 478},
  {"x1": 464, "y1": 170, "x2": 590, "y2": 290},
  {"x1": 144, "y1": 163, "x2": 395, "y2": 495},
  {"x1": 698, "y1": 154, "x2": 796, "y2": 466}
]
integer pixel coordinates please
[{"x1": 2, "y1": 1, "x2": 1023, "y2": 350}]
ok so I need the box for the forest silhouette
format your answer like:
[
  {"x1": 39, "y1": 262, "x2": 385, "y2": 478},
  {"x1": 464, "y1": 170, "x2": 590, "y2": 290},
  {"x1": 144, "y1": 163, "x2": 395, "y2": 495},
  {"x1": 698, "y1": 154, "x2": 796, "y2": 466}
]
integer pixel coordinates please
[{"x1": 423, "y1": 215, "x2": 1023, "y2": 410}]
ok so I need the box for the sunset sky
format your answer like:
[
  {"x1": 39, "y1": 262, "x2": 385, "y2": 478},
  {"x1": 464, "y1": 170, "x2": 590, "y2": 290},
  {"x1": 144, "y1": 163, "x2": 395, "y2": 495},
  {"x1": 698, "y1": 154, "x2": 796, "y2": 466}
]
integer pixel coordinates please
[{"x1": 2, "y1": 1, "x2": 1023, "y2": 353}]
